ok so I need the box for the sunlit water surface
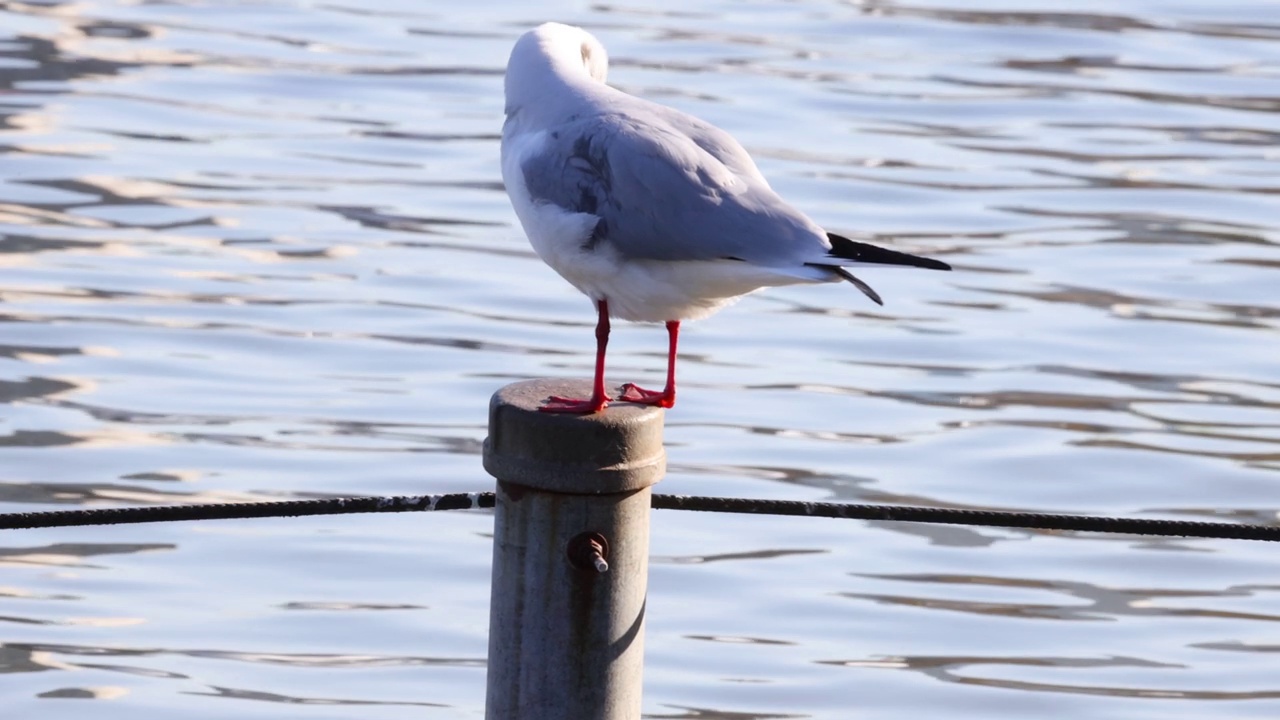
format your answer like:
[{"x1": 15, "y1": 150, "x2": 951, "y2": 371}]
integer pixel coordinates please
[{"x1": 2, "y1": 1, "x2": 1279, "y2": 718}]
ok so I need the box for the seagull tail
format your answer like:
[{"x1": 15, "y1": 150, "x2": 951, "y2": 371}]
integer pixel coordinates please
[
  {"x1": 825, "y1": 232, "x2": 952, "y2": 271},
  {"x1": 832, "y1": 266, "x2": 884, "y2": 306},
  {"x1": 804, "y1": 233, "x2": 950, "y2": 306}
]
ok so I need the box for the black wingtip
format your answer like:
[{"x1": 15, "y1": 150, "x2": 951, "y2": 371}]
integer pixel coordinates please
[
  {"x1": 832, "y1": 266, "x2": 884, "y2": 306},
  {"x1": 827, "y1": 232, "x2": 951, "y2": 271}
]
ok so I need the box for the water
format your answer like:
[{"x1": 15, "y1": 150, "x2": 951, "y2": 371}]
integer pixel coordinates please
[{"x1": 2, "y1": 0, "x2": 1278, "y2": 717}]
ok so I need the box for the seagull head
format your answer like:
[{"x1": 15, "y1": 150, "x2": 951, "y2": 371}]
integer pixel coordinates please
[{"x1": 505, "y1": 23, "x2": 609, "y2": 117}]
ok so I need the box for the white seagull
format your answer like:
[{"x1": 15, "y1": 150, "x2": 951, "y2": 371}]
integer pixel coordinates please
[{"x1": 501, "y1": 23, "x2": 950, "y2": 413}]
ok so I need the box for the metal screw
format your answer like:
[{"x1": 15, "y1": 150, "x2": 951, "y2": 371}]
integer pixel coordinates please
[{"x1": 568, "y1": 532, "x2": 610, "y2": 573}]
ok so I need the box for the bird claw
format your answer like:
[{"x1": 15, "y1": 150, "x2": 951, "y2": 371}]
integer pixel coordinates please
[
  {"x1": 618, "y1": 383, "x2": 675, "y2": 408},
  {"x1": 539, "y1": 394, "x2": 612, "y2": 414}
]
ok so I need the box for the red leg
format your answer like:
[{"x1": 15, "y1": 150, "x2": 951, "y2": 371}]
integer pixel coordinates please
[
  {"x1": 619, "y1": 320, "x2": 678, "y2": 409},
  {"x1": 541, "y1": 299, "x2": 612, "y2": 413}
]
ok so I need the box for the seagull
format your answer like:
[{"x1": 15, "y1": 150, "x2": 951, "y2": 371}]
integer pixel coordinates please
[{"x1": 501, "y1": 23, "x2": 950, "y2": 413}]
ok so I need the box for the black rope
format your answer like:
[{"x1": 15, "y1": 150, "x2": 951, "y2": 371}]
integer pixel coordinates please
[
  {"x1": 0, "y1": 492, "x2": 1275, "y2": 542},
  {"x1": 649, "y1": 495, "x2": 1280, "y2": 542},
  {"x1": 0, "y1": 493, "x2": 494, "y2": 531}
]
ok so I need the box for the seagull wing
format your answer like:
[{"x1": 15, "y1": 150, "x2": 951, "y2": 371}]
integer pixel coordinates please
[{"x1": 518, "y1": 110, "x2": 830, "y2": 267}]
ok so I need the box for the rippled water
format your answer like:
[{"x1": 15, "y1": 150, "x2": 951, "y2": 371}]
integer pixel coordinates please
[{"x1": 2, "y1": 0, "x2": 1279, "y2": 717}]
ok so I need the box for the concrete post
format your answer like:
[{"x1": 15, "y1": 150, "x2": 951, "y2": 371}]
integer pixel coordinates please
[{"x1": 482, "y1": 379, "x2": 666, "y2": 720}]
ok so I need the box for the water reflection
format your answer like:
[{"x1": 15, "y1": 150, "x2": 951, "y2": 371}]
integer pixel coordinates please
[
  {"x1": 825, "y1": 652, "x2": 1280, "y2": 700},
  {"x1": 846, "y1": 573, "x2": 1280, "y2": 622},
  {"x1": 656, "y1": 548, "x2": 827, "y2": 565},
  {"x1": 645, "y1": 706, "x2": 806, "y2": 720},
  {"x1": 0, "y1": 642, "x2": 469, "y2": 705},
  {"x1": 0, "y1": 641, "x2": 485, "y2": 670},
  {"x1": 862, "y1": 4, "x2": 1280, "y2": 42},
  {"x1": 38, "y1": 685, "x2": 131, "y2": 698},
  {"x1": 2, "y1": 0, "x2": 1278, "y2": 718},
  {"x1": 0, "y1": 542, "x2": 172, "y2": 568},
  {"x1": 0, "y1": 480, "x2": 289, "y2": 506},
  {"x1": 189, "y1": 685, "x2": 448, "y2": 707}
]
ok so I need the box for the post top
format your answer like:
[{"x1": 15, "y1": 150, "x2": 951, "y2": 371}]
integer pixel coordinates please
[{"x1": 482, "y1": 379, "x2": 666, "y2": 494}]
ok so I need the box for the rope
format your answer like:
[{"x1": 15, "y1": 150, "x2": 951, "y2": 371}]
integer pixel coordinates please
[
  {"x1": 0, "y1": 493, "x2": 494, "y2": 531},
  {"x1": 648, "y1": 495, "x2": 1280, "y2": 542},
  {"x1": 0, "y1": 492, "x2": 1275, "y2": 541}
]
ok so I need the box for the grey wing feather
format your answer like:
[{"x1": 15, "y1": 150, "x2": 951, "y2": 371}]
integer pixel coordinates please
[
  {"x1": 519, "y1": 110, "x2": 827, "y2": 265},
  {"x1": 644, "y1": 103, "x2": 770, "y2": 183}
]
